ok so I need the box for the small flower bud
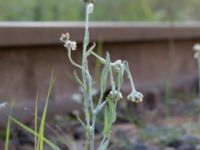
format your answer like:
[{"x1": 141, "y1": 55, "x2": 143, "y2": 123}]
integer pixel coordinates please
[
  {"x1": 72, "y1": 110, "x2": 80, "y2": 116},
  {"x1": 87, "y1": 3, "x2": 94, "y2": 14},
  {"x1": 64, "y1": 41, "x2": 77, "y2": 51},
  {"x1": 127, "y1": 91, "x2": 143, "y2": 103},
  {"x1": 109, "y1": 90, "x2": 123, "y2": 99},
  {"x1": 60, "y1": 33, "x2": 77, "y2": 51},
  {"x1": 112, "y1": 60, "x2": 123, "y2": 73},
  {"x1": 60, "y1": 33, "x2": 69, "y2": 43},
  {"x1": 194, "y1": 44, "x2": 200, "y2": 52},
  {"x1": 194, "y1": 44, "x2": 200, "y2": 59}
]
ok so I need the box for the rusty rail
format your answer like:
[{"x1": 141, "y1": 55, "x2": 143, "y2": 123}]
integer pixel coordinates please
[
  {"x1": 0, "y1": 22, "x2": 199, "y2": 125},
  {"x1": 1, "y1": 22, "x2": 200, "y2": 47}
]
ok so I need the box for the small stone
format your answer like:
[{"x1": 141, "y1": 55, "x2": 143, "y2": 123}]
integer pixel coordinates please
[
  {"x1": 179, "y1": 134, "x2": 200, "y2": 145},
  {"x1": 164, "y1": 147, "x2": 175, "y2": 150},
  {"x1": 133, "y1": 143, "x2": 148, "y2": 150},
  {"x1": 177, "y1": 143, "x2": 195, "y2": 150},
  {"x1": 148, "y1": 146, "x2": 160, "y2": 150}
]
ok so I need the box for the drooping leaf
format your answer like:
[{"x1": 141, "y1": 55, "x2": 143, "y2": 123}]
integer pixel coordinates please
[
  {"x1": 100, "y1": 53, "x2": 110, "y2": 97},
  {"x1": 116, "y1": 62, "x2": 125, "y2": 90},
  {"x1": 106, "y1": 52, "x2": 116, "y2": 92}
]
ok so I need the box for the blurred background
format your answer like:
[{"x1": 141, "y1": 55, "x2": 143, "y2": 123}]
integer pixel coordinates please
[
  {"x1": 1, "y1": 0, "x2": 200, "y2": 150},
  {"x1": 1, "y1": 0, "x2": 200, "y2": 22}
]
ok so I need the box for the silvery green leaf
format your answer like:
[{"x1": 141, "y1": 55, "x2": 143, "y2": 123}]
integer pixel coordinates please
[
  {"x1": 98, "y1": 139, "x2": 110, "y2": 150},
  {"x1": 93, "y1": 100, "x2": 107, "y2": 115},
  {"x1": 116, "y1": 65, "x2": 124, "y2": 90},
  {"x1": 103, "y1": 106, "x2": 110, "y2": 137},
  {"x1": 107, "y1": 52, "x2": 116, "y2": 92},
  {"x1": 107, "y1": 96, "x2": 116, "y2": 123},
  {"x1": 116, "y1": 76, "x2": 121, "y2": 91},
  {"x1": 100, "y1": 53, "x2": 110, "y2": 96}
]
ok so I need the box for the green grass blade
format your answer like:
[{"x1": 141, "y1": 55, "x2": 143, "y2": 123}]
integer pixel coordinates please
[
  {"x1": 35, "y1": 92, "x2": 39, "y2": 150},
  {"x1": 38, "y1": 72, "x2": 55, "y2": 150},
  {"x1": 5, "y1": 101, "x2": 15, "y2": 150},
  {"x1": 5, "y1": 116, "x2": 11, "y2": 150},
  {"x1": 10, "y1": 116, "x2": 60, "y2": 150}
]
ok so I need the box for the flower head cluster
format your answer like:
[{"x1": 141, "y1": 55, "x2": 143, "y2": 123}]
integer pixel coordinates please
[
  {"x1": 109, "y1": 90, "x2": 123, "y2": 100},
  {"x1": 60, "y1": 33, "x2": 77, "y2": 51},
  {"x1": 87, "y1": 3, "x2": 94, "y2": 14},
  {"x1": 64, "y1": 41, "x2": 77, "y2": 51},
  {"x1": 112, "y1": 60, "x2": 123, "y2": 73},
  {"x1": 127, "y1": 91, "x2": 143, "y2": 103},
  {"x1": 194, "y1": 44, "x2": 200, "y2": 59}
]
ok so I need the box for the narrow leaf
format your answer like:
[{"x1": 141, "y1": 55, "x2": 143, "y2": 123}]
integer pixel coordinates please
[
  {"x1": 38, "y1": 72, "x2": 55, "y2": 150},
  {"x1": 108, "y1": 96, "x2": 116, "y2": 124},
  {"x1": 103, "y1": 106, "x2": 110, "y2": 136},
  {"x1": 100, "y1": 53, "x2": 110, "y2": 97},
  {"x1": 10, "y1": 116, "x2": 60, "y2": 150},
  {"x1": 5, "y1": 116, "x2": 11, "y2": 150},
  {"x1": 34, "y1": 92, "x2": 39, "y2": 149},
  {"x1": 5, "y1": 101, "x2": 15, "y2": 150}
]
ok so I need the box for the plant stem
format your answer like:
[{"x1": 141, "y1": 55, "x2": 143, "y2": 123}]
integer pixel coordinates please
[
  {"x1": 68, "y1": 48, "x2": 85, "y2": 70},
  {"x1": 83, "y1": 3, "x2": 95, "y2": 150},
  {"x1": 125, "y1": 62, "x2": 136, "y2": 92},
  {"x1": 198, "y1": 58, "x2": 200, "y2": 97},
  {"x1": 83, "y1": 2, "x2": 90, "y2": 129},
  {"x1": 91, "y1": 51, "x2": 106, "y2": 64}
]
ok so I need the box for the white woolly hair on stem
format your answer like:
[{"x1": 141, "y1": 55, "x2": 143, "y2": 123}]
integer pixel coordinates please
[{"x1": 60, "y1": 1, "x2": 143, "y2": 150}]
